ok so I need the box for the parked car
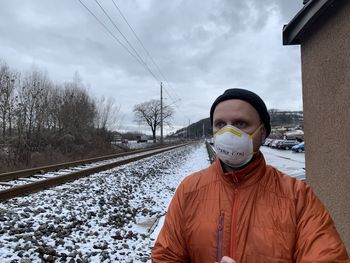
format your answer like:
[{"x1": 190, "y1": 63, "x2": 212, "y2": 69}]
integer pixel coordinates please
[
  {"x1": 292, "y1": 142, "x2": 305, "y2": 153},
  {"x1": 136, "y1": 135, "x2": 148, "y2": 143},
  {"x1": 275, "y1": 140, "x2": 283, "y2": 149},
  {"x1": 270, "y1": 139, "x2": 283, "y2": 148},
  {"x1": 263, "y1": 138, "x2": 273, "y2": 146},
  {"x1": 277, "y1": 140, "x2": 300, "y2": 150}
]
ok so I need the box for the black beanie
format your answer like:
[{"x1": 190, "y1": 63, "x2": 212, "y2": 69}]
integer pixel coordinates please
[{"x1": 210, "y1": 88, "x2": 271, "y2": 137}]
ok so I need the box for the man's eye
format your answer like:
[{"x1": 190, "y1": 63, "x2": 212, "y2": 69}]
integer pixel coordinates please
[
  {"x1": 235, "y1": 121, "x2": 246, "y2": 128},
  {"x1": 215, "y1": 122, "x2": 225, "y2": 129}
]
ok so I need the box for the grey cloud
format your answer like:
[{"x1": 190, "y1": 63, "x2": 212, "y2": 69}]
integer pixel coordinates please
[
  {"x1": 0, "y1": 0, "x2": 304, "y2": 133},
  {"x1": 210, "y1": 0, "x2": 302, "y2": 33}
]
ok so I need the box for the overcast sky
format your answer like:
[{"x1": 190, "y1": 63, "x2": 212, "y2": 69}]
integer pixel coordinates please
[{"x1": 0, "y1": 0, "x2": 304, "y2": 134}]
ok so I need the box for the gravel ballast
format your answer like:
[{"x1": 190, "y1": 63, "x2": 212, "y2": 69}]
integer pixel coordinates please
[{"x1": 0, "y1": 143, "x2": 210, "y2": 263}]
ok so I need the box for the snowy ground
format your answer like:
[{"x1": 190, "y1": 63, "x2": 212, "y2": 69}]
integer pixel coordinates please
[
  {"x1": 0, "y1": 143, "x2": 305, "y2": 263},
  {"x1": 261, "y1": 146, "x2": 305, "y2": 180},
  {"x1": 113, "y1": 140, "x2": 156, "y2": 150},
  {"x1": 0, "y1": 143, "x2": 210, "y2": 263}
]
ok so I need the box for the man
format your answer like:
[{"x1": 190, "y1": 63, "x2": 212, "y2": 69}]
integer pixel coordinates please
[{"x1": 152, "y1": 89, "x2": 349, "y2": 263}]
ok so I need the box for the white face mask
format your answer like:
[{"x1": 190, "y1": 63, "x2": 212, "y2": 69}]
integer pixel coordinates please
[{"x1": 214, "y1": 124, "x2": 262, "y2": 168}]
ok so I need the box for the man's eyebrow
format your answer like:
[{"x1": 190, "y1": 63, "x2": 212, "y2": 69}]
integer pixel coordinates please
[
  {"x1": 213, "y1": 118, "x2": 224, "y2": 123},
  {"x1": 233, "y1": 118, "x2": 249, "y2": 122},
  {"x1": 221, "y1": 117, "x2": 249, "y2": 122},
  {"x1": 213, "y1": 118, "x2": 250, "y2": 125}
]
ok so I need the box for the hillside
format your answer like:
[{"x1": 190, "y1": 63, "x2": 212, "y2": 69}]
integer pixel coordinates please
[{"x1": 170, "y1": 110, "x2": 303, "y2": 139}]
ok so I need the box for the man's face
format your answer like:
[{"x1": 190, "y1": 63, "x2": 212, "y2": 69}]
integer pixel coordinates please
[{"x1": 213, "y1": 99, "x2": 266, "y2": 152}]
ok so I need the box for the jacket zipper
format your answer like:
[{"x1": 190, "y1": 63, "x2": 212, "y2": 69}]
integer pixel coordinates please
[
  {"x1": 217, "y1": 211, "x2": 225, "y2": 262},
  {"x1": 230, "y1": 189, "x2": 240, "y2": 260}
]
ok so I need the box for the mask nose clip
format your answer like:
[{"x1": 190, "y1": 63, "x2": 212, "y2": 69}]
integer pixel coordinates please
[{"x1": 214, "y1": 126, "x2": 242, "y2": 137}]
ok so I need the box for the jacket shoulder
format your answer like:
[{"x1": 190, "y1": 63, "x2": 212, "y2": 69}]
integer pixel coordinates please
[
  {"x1": 180, "y1": 162, "x2": 218, "y2": 194},
  {"x1": 263, "y1": 165, "x2": 330, "y2": 218},
  {"x1": 263, "y1": 164, "x2": 308, "y2": 200}
]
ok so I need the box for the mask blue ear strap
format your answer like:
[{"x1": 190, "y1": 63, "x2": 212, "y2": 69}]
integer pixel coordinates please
[{"x1": 248, "y1": 124, "x2": 263, "y2": 139}]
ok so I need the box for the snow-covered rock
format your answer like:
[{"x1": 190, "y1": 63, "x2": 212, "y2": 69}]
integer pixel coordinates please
[{"x1": 0, "y1": 143, "x2": 210, "y2": 263}]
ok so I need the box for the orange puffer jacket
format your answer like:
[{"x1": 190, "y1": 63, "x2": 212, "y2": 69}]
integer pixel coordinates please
[{"x1": 152, "y1": 152, "x2": 349, "y2": 263}]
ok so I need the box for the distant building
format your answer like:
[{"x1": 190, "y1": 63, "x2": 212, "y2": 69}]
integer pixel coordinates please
[
  {"x1": 111, "y1": 131, "x2": 122, "y2": 142},
  {"x1": 283, "y1": 0, "x2": 350, "y2": 251}
]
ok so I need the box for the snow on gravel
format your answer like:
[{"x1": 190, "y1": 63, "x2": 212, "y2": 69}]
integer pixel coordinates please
[
  {"x1": 0, "y1": 143, "x2": 210, "y2": 263},
  {"x1": 0, "y1": 143, "x2": 306, "y2": 263}
]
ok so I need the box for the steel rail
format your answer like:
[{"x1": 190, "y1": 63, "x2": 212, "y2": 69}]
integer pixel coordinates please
[
  {"x1": 0, "y1": 144, "x2": 173, "y2": 182},
  {"x1": 0, "y1": 144, "x2": 187, "y2": 201}
]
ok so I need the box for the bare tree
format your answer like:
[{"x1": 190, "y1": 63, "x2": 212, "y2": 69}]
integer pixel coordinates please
[
  {"x1": 133, "y1": 99, "x2": 174, "y2": 142},
  {"x1": 0, "y1": 62, "x2": 16, "y2": 141},
  {"x1": 59, "y1": 82, "x2": 96, "y2": 142},
  {"x1": 95, "y1": 96, "x2": 122, "y2": 131},
  {"x1": 0, "y1": 61, "x2": 125, "y2": 170},
  {"x1": 17, "y1": 69, "x2": 52, "y2": 144}
]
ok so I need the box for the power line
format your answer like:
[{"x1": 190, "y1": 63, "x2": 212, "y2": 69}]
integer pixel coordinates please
[
  {"x1": 78, "y1": 0, "x2": 188, "y2": 136},
  {"x1": 111, "y1": 0, "x2": 156, "y2": 67},
  {"x1": 77, "y1": 0, "x2": 160, "y2": 83},
  {"x1": 111, "y1": 0, "x2": 181, "y2": 101},
  {"x1": 79, "y1": 0, "x2": 181, "y2": 109},
  {"x1": 94, "y1": 0, "x2": 160, "y2": 83},
  {"x1": 77, "y1": 0, "x2": 143, "y2": 65},
  {"x1": 162, "y1": 79, "x2": 181, "y2": 102},
  {"x1": 163, "y1": 86, "x2": 180, "y2": 106}
]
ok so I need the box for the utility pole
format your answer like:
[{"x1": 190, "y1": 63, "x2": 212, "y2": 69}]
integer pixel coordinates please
[
  {"x1": 160, "y1": 82, "x2": 163, "y2": 144},
  {"x1": 187, "y1": 119, "x2": 190, "y2": 140},
  {"x1": 202, "y1": 122, "x2": 205, "y2": 138}
]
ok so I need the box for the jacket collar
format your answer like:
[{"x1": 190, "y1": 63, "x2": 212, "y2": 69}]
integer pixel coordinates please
[{"x1": 214, "y1": 151, "x2": 266, "y2": 188}]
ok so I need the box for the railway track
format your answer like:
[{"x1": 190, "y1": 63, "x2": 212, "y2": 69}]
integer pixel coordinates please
[{"x1": 0, "y1": 143, "x2": 188, "y2": 201}]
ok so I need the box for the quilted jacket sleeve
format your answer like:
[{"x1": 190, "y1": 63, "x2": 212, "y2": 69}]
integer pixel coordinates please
[
  {"x1": 152, "y1": 181, "x2": 189, "y2": 262},
  {"x1": 294, "y1": 183, "x2": 350, "y2": 262}
]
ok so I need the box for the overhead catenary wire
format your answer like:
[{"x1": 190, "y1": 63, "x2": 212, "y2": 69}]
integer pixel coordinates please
[
  {"x1": 78, "y1": 0, "x2": 190, "y2": 137},
  {"x1": 111, "y1": 0, "x2": 182, "y2": 102},
  {"x1": 162, "y1": 79, "x2": 181, "y2": 103},
  {"x1": 77, "y1": 0, "x2": 146, "y2": 67},
  {"x1": 94, "y1": 0, "x2": 161, "y2": 83},
  {"x1": 79, "y1": 0, "x2": 182, "y2": 112},
  {"x1": 77, "y1": 0, "x2": 160, "y2": 83},
  {"x1": 163, "y1": 86, "x2": 180, "y2": 106}
]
